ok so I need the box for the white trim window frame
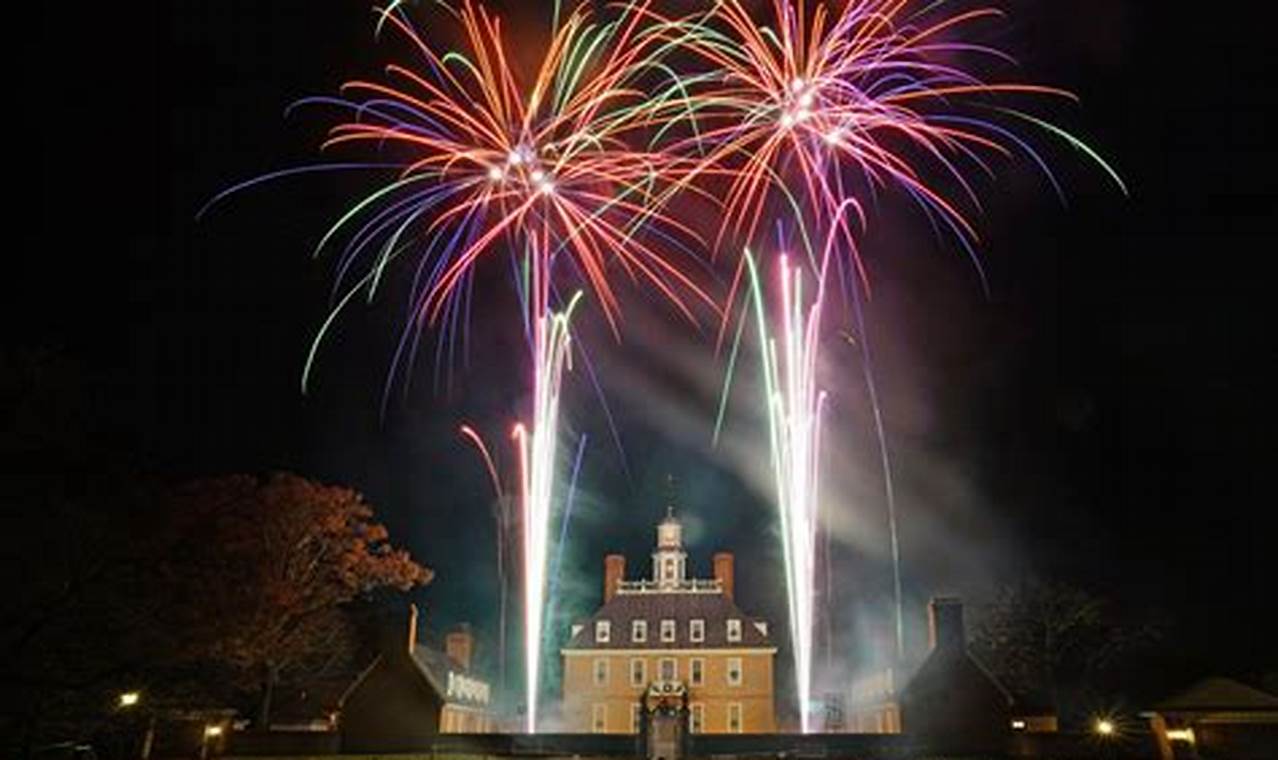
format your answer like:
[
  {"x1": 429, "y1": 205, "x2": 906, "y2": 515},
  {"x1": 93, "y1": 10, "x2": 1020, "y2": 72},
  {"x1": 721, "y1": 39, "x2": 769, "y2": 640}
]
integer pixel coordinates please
[
  {"x1": 596, "y1": 620, "x2": 611, "y2": 643},
  {"x1": 689, "y1": 619, "x2": 705, "y2": 643},
  {"x1": 631, "y1": 619, "x2": 647, "y2": 643},
  {"x1": 726, "y1": 618, "x2": 742, "y2": 642},
  {"x1": 689, "y1": 657, "x2": 705, "y2": 687},
  {"x1": 659, "y1": 656, "x2": 677, "y2": 682},
  {"x1": 660, "y1": 618, "x2": 676, "y2": 643},
  {"x1": 689, "y1": 702, "x2": 704, "y2": 734},
  {"x1": 726, "y1": 656, "x2": 742, "y2": 687},
  {"x1": 728, "y1": 702, "x2": 743, "y2": 733},
  {"x1": 592, "y1": 703, "x2": 607, "y2": 733},
  {"x1": 630, "y1": 657, "x2": 647, "y2": 687},
  {"x1": 594, "y1": 657, "x2": 610, "y2": 687}
]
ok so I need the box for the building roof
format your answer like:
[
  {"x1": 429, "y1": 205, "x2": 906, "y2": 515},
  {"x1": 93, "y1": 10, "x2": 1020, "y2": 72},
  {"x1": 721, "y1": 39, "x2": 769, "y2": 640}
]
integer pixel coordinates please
[
  {"x1": 562, "y1": 590, "x2": 772, "y2": 650},
  {"x1": 1153, "y1": 677, "x2": 1278, "y2": 713},
  {"x1": 901, "y1": 645, "x2": 1013, "y2": 706},
  {"x1": 409, "y1": 645, "x2": 491, "y2": 708}
]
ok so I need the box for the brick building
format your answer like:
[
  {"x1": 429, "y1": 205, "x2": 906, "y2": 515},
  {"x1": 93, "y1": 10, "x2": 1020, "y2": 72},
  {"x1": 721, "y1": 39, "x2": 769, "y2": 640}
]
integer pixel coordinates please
[{"x1": 560, "y1": 509, "x2": 776, "y2": 734}]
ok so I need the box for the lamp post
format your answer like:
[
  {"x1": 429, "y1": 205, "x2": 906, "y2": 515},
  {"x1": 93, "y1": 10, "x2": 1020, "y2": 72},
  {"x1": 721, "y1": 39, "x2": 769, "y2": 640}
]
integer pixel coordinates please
[{"x1": 200, "y1": 725, "x2": 223, "y2": 760}]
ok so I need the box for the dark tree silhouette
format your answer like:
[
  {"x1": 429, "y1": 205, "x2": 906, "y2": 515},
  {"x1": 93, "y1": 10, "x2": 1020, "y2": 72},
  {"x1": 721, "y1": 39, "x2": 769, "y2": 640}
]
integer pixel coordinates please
[{"x1": 971, "y1": 579, "x2": 1158, "y2": 721}]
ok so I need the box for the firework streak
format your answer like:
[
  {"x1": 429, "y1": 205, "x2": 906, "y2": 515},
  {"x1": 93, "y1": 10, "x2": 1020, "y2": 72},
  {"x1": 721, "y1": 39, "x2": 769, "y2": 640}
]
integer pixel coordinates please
[
  {"x1": 671, "y1": 0, "x2": 1126, "y2": 730},
  {"x1": 742, "y1": 246, "x2": 829, "y2": 734},
  {"x1": 263, "y1": 1, "x2": 711, "y2": 731}
]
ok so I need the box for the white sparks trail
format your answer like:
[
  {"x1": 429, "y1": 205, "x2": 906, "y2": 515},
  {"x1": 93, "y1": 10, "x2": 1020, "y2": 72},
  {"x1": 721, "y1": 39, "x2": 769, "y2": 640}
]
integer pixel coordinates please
[{"x1": 744, "y1": 248, "x2": 828, "y2": 734}]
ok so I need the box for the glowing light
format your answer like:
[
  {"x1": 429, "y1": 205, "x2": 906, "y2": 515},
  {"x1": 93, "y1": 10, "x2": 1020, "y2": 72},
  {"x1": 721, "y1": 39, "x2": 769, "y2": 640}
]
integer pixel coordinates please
[
  {"x1": 1166, "y1": 728, "x2": 1195, "y2": 743},
  {"x1": 119, "y1": 692, "x2": 140, "y2": 708},
  {"x1": 488, "y1": 166, "x2": 504, "y2": 181},
  {"x1": 1011, "y1": 719, "x2": 1026, "y2": 730},
  {"x1": 507, "y1": 150, "x2": 524, "y2": 166},
  {"x1": 790, "y1": 77, "x2": 806, "y2": 92},
  {"x1": 741, "y1": 246, "x2": 830, "y2": 735},
  {"x1": 823, "y1": 129, "x2": 842, "y2": 145},
  {"x1": 203, "y1": 726, "x2": 223, "y2": 738},
  {"x1": 1095, "y1": 719, "x2": 1115, "y2": 737},
  {"x1": 780, "y1": 112, "x2": 796, "y2": 128}
]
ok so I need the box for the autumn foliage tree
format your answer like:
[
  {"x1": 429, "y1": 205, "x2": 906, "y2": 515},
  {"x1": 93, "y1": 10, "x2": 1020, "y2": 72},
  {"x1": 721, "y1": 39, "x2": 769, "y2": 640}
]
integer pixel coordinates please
[{"x1": 158, "y1": 472, "x2": 432, "y2": 727}]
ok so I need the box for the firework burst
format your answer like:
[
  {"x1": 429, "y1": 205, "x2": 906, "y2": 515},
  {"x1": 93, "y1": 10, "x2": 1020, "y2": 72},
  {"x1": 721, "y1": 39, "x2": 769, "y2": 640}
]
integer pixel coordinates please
[
  {"x1": 208, "y1": 0, "x2": 718, "y2": 732},
  {"x1": 672, "y1": 0, "x2": 1126, "y2": 731}
]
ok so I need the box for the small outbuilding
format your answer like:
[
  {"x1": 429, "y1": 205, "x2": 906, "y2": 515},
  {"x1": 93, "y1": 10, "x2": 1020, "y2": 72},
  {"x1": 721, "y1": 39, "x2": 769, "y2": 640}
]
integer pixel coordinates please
[
  {"x1": 339, "y1": 606, "x2": 495, "y2": 752},
  {"x1": 1144, "y1": 676, "x2": 1278, "y2": 760}
]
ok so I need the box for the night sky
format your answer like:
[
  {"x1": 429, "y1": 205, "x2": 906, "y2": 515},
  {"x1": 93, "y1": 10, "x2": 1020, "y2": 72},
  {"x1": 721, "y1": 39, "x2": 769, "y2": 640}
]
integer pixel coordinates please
[{"x1": 19, "y1": 1, "x2": 1276, "y2": 704}]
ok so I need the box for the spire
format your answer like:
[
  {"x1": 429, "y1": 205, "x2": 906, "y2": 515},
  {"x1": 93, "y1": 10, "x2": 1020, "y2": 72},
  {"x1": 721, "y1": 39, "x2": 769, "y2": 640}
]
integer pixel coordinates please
[{"x1": 663, "y1": 473, "x2": 678, "y2": 520}]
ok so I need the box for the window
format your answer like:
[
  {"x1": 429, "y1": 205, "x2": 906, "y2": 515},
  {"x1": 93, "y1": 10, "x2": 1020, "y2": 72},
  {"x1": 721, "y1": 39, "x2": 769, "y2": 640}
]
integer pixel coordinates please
[
  {"x1": 659, "y1": 657, "x2": 677, "y2": 682},
  {"x1": 631, "y1": 703, "x2": 643, "y2": 734},
  {"x1": 660, "y1": 619, "x2": 676, "y2": 642},
  {"x1": 689, "y1": 703, "x2": 704, "y2": 734},
  {"x1": 689, "y1": 619, "x2": 705, "y2": 642},
  {"x1": 594, "y1": 658, "x2": 610, "y2": 686},
  {"x1": 592, "y1": 704, "x2": 607, "y2": 733},
  {"x1": 727, "y1": 656, "x2": 742, "y2": 686},
  {"x1": 631, "y1": 620, "x2": 647, "y2": 643},
  {"x1": 595, "y1": 620, "x2": 611, "y2": 643},
  {"x1": 630, "y1": 658, "x2": 647, "y2": 687},
  {"x1": 663, "y1": 558, "x2": 675, "y2": 579},
  {"x1": 728, "y1": 702, "x2": 743, "y2": 733},
  {"x1": 727, "y1": 618, "x2": 742, "y2": 642},
  {"x1": 689, "y1": 658, "x2": 704, "y2": 686}
]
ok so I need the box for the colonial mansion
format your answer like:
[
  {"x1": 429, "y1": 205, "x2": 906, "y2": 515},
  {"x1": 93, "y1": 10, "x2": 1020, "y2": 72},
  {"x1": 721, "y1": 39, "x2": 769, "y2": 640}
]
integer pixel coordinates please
[{"x1": 560, "y1": 510, "x2": 777, "y2": 734}]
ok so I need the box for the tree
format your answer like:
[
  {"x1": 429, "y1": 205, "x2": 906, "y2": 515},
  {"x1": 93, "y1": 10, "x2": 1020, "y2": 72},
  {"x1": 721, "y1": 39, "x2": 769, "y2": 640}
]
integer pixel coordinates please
[
  {"x1": 157, "y1": 473, "x2": 432, "y2": 727},
  {"x1": 971, "y1": 579, "x2": 1157, "y2": 720}
]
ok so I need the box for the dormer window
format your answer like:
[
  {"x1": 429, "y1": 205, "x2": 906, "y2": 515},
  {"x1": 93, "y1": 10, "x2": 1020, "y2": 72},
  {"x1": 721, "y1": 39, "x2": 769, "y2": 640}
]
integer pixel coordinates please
[
  {"x1": 661, "y1": 619, "x2": 676, "y2": 642},
  {"x1": 596, "y1": 620, "x2": 611, "y2": 643},
  {"x1": 690, "y1": 619, "x2": 705, "y2": 643},
  {"x1": 727, "y1": 618, "x2": 742, "y2": 642},
  {"x1": 632, "y1": 620, "x2": 647, "y2": 643}
]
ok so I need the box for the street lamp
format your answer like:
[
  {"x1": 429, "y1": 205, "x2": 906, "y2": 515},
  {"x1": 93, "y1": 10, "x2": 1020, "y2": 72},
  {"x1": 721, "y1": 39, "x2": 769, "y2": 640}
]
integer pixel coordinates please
[
  {"x1": 119, "y1": 692, "x2": 140, "y2": 708},
  {"x1": 1094, "y1": 718, "x2": 1116, "y2": 737},
  {"x1": 200, "y1": 725, "x2": 223, "y2": 760}
]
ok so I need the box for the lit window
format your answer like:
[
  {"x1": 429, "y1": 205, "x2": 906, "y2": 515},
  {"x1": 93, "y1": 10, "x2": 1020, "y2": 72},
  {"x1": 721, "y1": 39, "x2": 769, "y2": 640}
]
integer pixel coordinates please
[
  {"x1": 596, "y1": 620, "x2": 611, "y2": 643},
  {"x1": 594, "y1": 658, "x2": 609, "y2": 686},
  {"x1": 689, "y1": 703, "x2": 704, "y2": 734},
  {"x1": 728, "y1": 702, "x2": 742, "y2": 733},
  {"x1": 661, "y1": 619, "x2": 676, "y2": 642},
  {"x1": 592, "y1": 704, "x2": 607, "y2": 733},
  {"x1": 630, "y1": 658, "x2": 647, "y2": 687},
  {"x1": 659, "y1": 657, "x2": 677, "y2": 681},
  {"x1": 690, "y1": 619, "x2": 705, "y2": 642},
  {"x1": 632, "y1": 620, "x2": 647, "y2": 643},
  {"x1": 690, "y1": 658, "x2": 704, "y2": 686},
  {"x1": 727, "y1": 657, "x2": 742, "y2": 686},
  {"x1": 727, "y1": 619, "x2": 742, "y2": 642}
]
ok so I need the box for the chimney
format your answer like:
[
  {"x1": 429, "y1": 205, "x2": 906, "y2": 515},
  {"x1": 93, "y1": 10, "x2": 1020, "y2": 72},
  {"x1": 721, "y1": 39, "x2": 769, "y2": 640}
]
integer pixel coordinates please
[
  {"x1": 445, "y1": 624, "x2": 474, "y2": 670},
  {"x1": 604, "y1": 554, "x2": 625, "y2": 603},
  {"x1": 714, "y1": 552, "x2": 735, "y2": 601},
  {"x1": 927, "y1": 596, "x2": 965, "y2": 653},
  {"x1": 407, "y1": 603, "x2": 419, "y2": 655}
]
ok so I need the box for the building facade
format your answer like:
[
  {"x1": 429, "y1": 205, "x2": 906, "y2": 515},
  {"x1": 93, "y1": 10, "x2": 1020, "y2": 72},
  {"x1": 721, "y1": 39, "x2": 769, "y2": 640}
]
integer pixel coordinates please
[{"x1": 561, "y1": 510, "x2": 776, "y2": 734}]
